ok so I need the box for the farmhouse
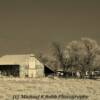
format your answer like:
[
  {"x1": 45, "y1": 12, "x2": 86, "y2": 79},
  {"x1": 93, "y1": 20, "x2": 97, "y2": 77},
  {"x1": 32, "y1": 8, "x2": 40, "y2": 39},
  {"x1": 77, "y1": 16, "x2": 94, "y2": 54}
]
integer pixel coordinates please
[{"x1": 0, "y1": 54, "x2": 44, "y2": 78}]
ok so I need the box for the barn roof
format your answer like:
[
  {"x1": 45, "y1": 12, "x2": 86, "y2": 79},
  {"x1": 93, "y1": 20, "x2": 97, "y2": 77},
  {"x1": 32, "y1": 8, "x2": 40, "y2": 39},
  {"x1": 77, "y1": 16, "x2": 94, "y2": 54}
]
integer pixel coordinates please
[{"x1": 0, "y1": 54, "x2": 35, "y2": 65}]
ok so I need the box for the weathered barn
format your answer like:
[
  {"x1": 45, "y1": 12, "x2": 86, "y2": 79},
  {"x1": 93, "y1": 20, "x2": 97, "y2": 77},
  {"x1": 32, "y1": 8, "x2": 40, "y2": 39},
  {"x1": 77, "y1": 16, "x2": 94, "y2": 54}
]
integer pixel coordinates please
[{"x1": 0, "y1": 54, "x2": 44, "y2": 78}]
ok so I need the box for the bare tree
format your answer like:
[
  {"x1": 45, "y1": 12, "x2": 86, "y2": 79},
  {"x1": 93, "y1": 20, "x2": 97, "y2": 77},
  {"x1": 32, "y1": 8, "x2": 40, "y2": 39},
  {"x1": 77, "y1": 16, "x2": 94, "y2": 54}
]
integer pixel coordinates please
[
  {"x1": 93, "y1": 55, "x2": 100, "y2": 70},
  {"x1": 64, "y1": 38, "x2": 100, "y2": 78},
  {"x1": 51, "y1": 42, "x2": 66, "y2": 71},
  {"x1": 37, "y1": 53, "x2": 49, "y2": 64},
  {"x1": 81, "y1": 38, "x2": 100, "y2": 71},
  {"x1": 38, "y1": 38, "x2": 100, "y2": 78},
  {"x1": 37, "y1": 52, "x2": 58, "y2": 72},
  {"x1": 64, "y1": 40, "x2": 86, "y2": 73}
]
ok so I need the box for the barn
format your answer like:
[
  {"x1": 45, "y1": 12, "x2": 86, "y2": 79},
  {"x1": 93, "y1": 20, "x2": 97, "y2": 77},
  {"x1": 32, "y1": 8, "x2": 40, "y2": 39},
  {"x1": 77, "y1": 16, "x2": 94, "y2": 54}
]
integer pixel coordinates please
[{"x1": 0, "y1": 54, "x2": 44, "y2": 78}]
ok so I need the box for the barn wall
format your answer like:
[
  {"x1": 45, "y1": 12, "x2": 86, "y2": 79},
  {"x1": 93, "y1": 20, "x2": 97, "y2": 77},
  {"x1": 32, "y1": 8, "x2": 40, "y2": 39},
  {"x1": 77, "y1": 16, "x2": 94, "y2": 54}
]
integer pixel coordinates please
[
  {"x1": 36, "y1": 68, "x2": 44, "y2": 77},
  {"x1": 27, "y1": 67, "x2": 44, "y2": 78},
  {"x1": 28, "y1": 69, "x2": 36, "y2": 77},
  {"x1": 29, "y1": 56, "x2": 35, "y2": 69},
  {"x1": 35, "y1": 58, "x2": 44, "y2": 77},
  {"x1": 19, "y1": 64, "x2": 26, "y2": 78},
  {"x1": 28, "y1": 57, "x2": 44, "y2": 78},
  {"x1": 18, "y1": 57, "x2": 44, "y2": 78}
]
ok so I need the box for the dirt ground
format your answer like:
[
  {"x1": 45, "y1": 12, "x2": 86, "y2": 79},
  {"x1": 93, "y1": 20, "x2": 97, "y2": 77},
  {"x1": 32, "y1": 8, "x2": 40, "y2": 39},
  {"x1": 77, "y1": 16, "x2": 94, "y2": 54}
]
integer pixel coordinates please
[{"x1": 0, "y1": 77, "x2": 100, "y2": 100}]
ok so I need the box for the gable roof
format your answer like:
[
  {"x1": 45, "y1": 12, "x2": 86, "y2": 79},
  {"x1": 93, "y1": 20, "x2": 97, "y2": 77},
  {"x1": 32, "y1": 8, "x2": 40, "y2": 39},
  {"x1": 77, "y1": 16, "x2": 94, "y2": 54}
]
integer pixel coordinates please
[{"x1": 0, "y1": 54, "x2": 35, "y2": 65}]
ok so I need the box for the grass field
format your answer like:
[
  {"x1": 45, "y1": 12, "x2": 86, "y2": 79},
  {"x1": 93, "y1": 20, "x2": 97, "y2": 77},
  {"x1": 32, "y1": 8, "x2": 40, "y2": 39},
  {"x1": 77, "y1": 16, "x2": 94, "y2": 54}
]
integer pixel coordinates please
[{"x1": 0, "y1": 77, "x2": 100, "y2": 100}]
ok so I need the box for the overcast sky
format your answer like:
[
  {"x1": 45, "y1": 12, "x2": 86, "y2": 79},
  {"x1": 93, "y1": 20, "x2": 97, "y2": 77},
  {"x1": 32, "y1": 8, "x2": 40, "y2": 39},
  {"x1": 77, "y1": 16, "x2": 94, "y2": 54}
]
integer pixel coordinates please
[{"x1": 0, "y1": 0, "x2": 100, "y2": 55}]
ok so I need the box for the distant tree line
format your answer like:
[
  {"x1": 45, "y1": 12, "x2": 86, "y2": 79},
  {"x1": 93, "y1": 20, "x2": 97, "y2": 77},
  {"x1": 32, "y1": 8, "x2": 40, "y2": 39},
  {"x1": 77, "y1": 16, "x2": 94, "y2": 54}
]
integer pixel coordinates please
[{"x1": 38, "y1": 37, "x2": 100, "y2": 79}]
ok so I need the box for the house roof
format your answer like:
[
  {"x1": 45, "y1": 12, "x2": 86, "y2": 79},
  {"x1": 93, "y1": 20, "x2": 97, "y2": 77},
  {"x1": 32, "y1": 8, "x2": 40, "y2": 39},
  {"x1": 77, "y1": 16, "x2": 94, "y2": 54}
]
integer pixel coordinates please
[{"x1": 0, "y1": 54, "x2": 35, "y2": 65}]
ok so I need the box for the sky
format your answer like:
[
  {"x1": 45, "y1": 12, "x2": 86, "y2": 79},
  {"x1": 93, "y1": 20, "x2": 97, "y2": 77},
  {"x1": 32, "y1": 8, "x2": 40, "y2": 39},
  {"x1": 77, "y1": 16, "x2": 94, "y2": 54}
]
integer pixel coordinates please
[{"x1": 0, "y1": 0, "x2": 100, "y2": 55}]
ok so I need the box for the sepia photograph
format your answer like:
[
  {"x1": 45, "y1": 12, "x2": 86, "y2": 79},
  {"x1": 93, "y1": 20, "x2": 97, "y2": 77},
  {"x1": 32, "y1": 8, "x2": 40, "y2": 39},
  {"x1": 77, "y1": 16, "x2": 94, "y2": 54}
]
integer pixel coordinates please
[{"x1": 0, "y1": 0, "x2": 100, "y2": 100}]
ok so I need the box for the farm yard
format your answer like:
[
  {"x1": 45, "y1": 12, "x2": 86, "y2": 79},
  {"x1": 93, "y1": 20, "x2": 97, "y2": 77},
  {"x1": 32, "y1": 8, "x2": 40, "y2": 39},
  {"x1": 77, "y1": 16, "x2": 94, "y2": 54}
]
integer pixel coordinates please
[
  {"x1": 0, "y1": 0, "x2": 99, "y2": 99},
  {"x1": 0, "y1": 77, "x2": 100, "y2": 100}
]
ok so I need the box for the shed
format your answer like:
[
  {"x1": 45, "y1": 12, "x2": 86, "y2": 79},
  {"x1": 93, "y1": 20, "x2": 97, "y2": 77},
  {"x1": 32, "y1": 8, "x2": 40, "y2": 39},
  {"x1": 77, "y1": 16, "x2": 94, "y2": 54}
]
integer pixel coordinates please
[{"x1": 0, "y1": 54, "x2": 44, "y2": 78}]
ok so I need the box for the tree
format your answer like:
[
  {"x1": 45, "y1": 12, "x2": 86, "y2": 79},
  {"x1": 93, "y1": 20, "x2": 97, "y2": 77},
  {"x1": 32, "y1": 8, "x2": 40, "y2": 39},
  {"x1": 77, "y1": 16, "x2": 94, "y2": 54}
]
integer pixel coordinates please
[
  {"x1": 37, "y1": 52, "x2": 58, "y2": 72},
  {"x1": 92, "y1": 55, "x2": 100, "y2": 70},
  {"x1": 64, "y1": 37, "x2": 100, "y2": 78},
  {"x1": 51, "y1": 42, "x2": 66, "y2": 71},
  {"x1": 38, "y1": 38, "x2": 100, "y2": 78},
  {"x1": 64, "y1": 40, "x2": 86, "y2": 73},
  {"x1": 81, "y1": 38, "x2": 100, "y2": 71},
  {"x1": 37, "y1": 53, "x2": 49, "y2": 64}
]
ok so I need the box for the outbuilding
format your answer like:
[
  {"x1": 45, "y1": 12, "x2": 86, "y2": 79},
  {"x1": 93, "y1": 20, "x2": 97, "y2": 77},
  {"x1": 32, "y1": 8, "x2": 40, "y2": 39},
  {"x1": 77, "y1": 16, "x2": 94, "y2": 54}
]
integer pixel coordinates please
[{"x1": 0, "y1": 54, "x2": 44, "y2": 78}]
